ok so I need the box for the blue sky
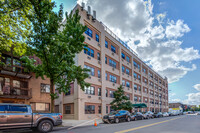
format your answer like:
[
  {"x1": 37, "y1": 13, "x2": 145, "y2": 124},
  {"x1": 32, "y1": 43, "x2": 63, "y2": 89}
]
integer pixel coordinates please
[{"x1": 53, "y1": 0, "x2": 200, "y2": 105}]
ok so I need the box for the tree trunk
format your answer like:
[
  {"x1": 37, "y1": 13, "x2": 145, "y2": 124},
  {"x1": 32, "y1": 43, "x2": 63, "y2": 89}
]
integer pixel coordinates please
[{"x1": 50, "y1": 79, "x2": 55, "y2": 113}]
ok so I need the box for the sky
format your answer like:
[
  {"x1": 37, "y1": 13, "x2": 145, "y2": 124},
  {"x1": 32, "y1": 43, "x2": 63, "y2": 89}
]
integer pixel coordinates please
[{"x1": 53, "y1": 0, "x2": 200, "y2": 106}]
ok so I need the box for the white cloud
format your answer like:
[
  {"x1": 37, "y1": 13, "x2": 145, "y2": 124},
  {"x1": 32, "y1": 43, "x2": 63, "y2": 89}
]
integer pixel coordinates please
[
  {"x1": 183, "y1": 92, "x2": 200, "y2": 105},
  {"x1": 165, "y1": 20, "x2": 191, "y2": 39},
  {"x1": 169, "y1": 98, "x2": 181, "y2": 103},
  {"x1": 193, "y1": 84, "x2": 200, "y2": 91},
  {"x1": 78, "y1": 0, "x2": 200, "y2": 83}
]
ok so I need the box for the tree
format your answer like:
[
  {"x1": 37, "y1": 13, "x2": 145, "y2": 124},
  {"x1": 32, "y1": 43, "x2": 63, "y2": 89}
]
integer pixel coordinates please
[
  {"x1": 110, "y1": 85, "x2": 133, "y2": 111},
  {"x1": 0, "y1": 0, "x2": 32, "y2": 56},
  {"x1": 21, "y1": 0, "x2": 90, "y2": 112}
]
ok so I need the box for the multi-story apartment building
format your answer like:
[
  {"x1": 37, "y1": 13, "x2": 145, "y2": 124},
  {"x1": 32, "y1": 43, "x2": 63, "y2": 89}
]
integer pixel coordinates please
[
  {"x1": 0, "y1": 53, "x2": 51, "y2": 112},
  {"x1": 55, "y1": 4, "x2": 169, "y2": 120}
]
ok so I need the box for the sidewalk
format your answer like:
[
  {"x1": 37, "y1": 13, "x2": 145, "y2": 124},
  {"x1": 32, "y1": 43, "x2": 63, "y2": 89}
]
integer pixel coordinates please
[{"x1": 62, "y1": 118, "x2": 103, "y2": 127}]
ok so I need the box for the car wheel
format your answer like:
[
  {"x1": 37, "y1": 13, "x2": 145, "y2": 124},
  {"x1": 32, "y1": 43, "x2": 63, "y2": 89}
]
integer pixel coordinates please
[
  {"x1": 115, "y1": 118, "x2": 119, "y2": 123},
  {"x1": 127, "y1": 117, "x2": 131, "y2": 122},
  {"x1": 38, "y1": 120, "x2": 53, "y2": 133}
]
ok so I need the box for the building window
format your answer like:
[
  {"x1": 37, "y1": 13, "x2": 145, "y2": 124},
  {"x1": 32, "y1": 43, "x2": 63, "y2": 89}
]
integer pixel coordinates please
[
  {"x1": 98, "y1": 70, "x2": 101, "y2": 78},
  {"x1": 105, "y1": 41, "x2": 108, "y2": 48},
  {"x1": 106, "y1": 89, "x2": 108, "y2": 97},
  {"x1": 122, "y1": 66, "x2": 125, "y2": 73},
  {"x1": 97, "y1": 53, "x2": 101, "y2": 61},
  {"x1": 134, "y1": 96, "x2": 138, "y2": 102},
  {"x1": 96, "y1": 34, "x2": 99, "y2": 42},
  {"x1": 126, "y1": 56, "x2": 130, "y2": 63},
  {"x1": 134, "y1": 84, "x2": 137, "y2": 90},
  {"x1": 109, "y1": 90, "x2": 114, "y2": 98},
  {"x1": 110, "y1": 106, "x2": 114, "y2": 112},
  {"x1": 111, "y1": 45, "x2": 116, "y2": 53},
  {"x1": 126, "y1": 81, "x2": 130, "y2": 88},
  {"x1": 84, "y1": 46, "x2": 94, "y2": 58},
  {"x1": 30, "y1": 103, "x2": 50, "y2": 112},
  {"x1": 138, "y1": 86, "x2": 141, "y2": 91},
  {"x1": 98, "y1": 106, "x2": 101, "y2": 114},
  {"x1": 143, "y1": 68, "x2": 146, "y2": 73},
  {"x1": 85, "y1": 105, "x2": 95, "y2": 114},
  {"x1": 134, "y1": 72, "x2": 137, "y2": 79},
  {"x1": 65, "y1": 105, "x2": 71, "y2": 114},
  {"x1": 109, "y1": 75, "x2": 117, "y2": 83},
  {"x1": 126, "y1": 68, "x2": 130, "y2": 75},
  {"x1": 105, "y1": 57, "x2": 107, "y2": 64},
  {"x1": 84, "y1": 86, "x2": 95, "y2": 95},
  {"x1": 85, "y1": 28, "x2": 93, "y2": 37},
  {"x1": 122, "y1": 80, "x2": 125, "y2": 86},
  {"x1": 106, "y1": 106, "x2": 108, "y2": 114},
  {"x1": 121, "y1": 52, "x2": 125, "y2": 59},
  {"x1": 138, "y1": 75, "x2": 141, "y2": 80},
  {"x1": 98, "y1": 88, "x2": 101, "y2": 96},
  {"x1": 41, "y1": 84, "x2": 50, "y2": 93},
  {"x1": 109, "y1": 59, "x2": 117, "y2": 68},
  {"x1": 65, "y1": 89, "x2": 71, "y2": 96},
  {"x1": 105, "y1": 73, "x2": 108, "y2": 80},
  {"x1": 84, "y1": 65, "x2": 95, "y2": 76},
  {"x1": 127, "y1": 94, "x2": 130, "y2": 100}
]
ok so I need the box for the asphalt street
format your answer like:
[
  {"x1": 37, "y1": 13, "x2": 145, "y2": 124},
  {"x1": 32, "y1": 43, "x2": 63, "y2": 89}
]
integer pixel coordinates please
[{"x1": 1, "y1": 115, "x2": 199, "y2": 133}]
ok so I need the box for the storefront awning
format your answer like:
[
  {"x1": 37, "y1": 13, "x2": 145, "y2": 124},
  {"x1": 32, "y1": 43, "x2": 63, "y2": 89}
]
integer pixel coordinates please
[{"x1": 132, "y1": 103, "x2": 147, "y2": 108}]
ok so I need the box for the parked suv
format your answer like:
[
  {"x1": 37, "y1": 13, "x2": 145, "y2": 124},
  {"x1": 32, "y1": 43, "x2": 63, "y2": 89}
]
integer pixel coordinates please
[
  {"x1": 103, "y1": 110, "x2": 131, "y2": 123},
  {"x1": 153, "y1": 112, "x2": 163, "y2": 118},
  {"x1": 0, "y1": 103, "x2": 62, "y2": 133},
  {"x1": 131, "y1": 112, "x2": 145, "y2": 120},
  {"x1": 143, "y1": 111, "x2": 154, "y2": 119}
]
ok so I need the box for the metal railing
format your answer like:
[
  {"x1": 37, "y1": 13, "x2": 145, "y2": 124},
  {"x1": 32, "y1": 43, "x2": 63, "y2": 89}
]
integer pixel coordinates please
[{"x1": 0, "y1": 86, "x2": 32, "y2": 99}]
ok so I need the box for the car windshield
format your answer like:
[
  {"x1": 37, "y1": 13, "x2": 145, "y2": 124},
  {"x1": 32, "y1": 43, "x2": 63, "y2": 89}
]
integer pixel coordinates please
[{"x1": 109, "y1": 111, "x2": 118, "y2": 115}]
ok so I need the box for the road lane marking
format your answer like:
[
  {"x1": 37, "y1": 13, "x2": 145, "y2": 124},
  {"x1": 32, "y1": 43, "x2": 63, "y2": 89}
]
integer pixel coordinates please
[{"x1": 115, "y1": 117, "x2": 184, "y2": 133}]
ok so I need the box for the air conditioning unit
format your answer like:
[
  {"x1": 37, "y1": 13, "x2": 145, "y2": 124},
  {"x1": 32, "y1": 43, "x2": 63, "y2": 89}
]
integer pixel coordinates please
[
  {"x1": 113, "y1": 83, "x2": 115, "y2": 86},
  {"x1": 98, "y1": 43, "x2": 101, "y2": 47},
  {"x1": 112, "y1": 52, "x2": 114, "y2": 55},
  {"x1": 134, "y1": 78, "x2": 136, "y2": 81},
  {"x1": 87, "y1": 37, "x2": 91, "y2": 40},
  {"x1": 127, "y1": 75, "x2": 129, "y2": 78},
  {"x1": 99, "y1": 97, "x2": 102, "y2": 100},
  {"x1": 88, "y1": 95, "x2": 91, "y2": 98},
  {"x1": 98, "y1": 61, "x2": 101, "y2": 64},
  {"x1": 87, "y1": 56, "x2": 91, "y2": 60},
  {"x1": 122, "y1": 59, "x2": 124, "y2": 62},
  {"x1": 88, "y1": 76, "x2": 91, "y2": 79},
  {"x1": 128, "y1": 87, "x2": 130, "y2": 90},
  {"x1": 98, "y1": 78, "x2": 101, "y2": 82},
  {"x1": 112, "y1": 67, "x2": 115, "y2": 71}
]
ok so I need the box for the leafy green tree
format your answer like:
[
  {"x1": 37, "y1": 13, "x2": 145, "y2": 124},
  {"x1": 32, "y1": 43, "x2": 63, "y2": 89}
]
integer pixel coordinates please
[
  {"x1": 0, "y1": 0, "x2": 32, "y2": 56},
  {"x1": 21, "y1": 0, "x2": 90, "y2": 112},
  {"x1": 110, "y1": 85, "x2": 133, "y2": 111}
]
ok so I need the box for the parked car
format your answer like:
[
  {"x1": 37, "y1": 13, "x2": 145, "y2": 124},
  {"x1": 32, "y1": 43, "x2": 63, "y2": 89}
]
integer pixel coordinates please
[
  {"x1": 195, "y1": 111, "x2": 200, "y2": 115},
  {"x1": 131, "y1": 112, "x2": 145, "y2": 120},
  {"x1": 163, "y1": 112, "x2": 169, "y2": 117},
  {"x1": 143, "y1": 111, "x2": 154, "y2": 119},
  {"x1": 153, "y1": 112, "x2": 163, "y2": 118},
  {"x1": 0, "y1": 103, "x2": 62, "y2": 133},
  {"x1": 168, "y1": 112, "x2": 173, "y2": 116},
  {"x1": 103, "y1": 110, "x2": 131, "y2": 123}
]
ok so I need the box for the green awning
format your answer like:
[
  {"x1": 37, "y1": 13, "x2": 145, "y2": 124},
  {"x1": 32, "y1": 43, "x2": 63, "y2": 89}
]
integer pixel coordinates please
[{"x1": 132, "y1": 103, "x2": 147, "y2": 108}]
